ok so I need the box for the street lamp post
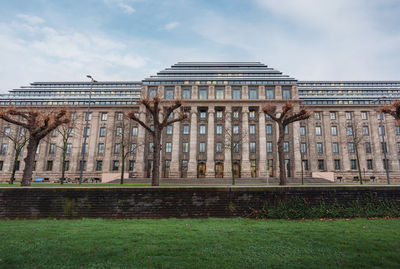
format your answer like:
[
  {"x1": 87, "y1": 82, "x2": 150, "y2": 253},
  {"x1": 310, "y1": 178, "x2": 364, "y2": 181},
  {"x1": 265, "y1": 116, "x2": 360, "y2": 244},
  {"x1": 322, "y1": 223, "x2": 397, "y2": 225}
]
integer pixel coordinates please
[
  {"x1": 373, "y1": 98, "x2": 390, "y2": 185},
  {"x1": 79, "y1": 75, "x2": 97, "y2": 184}
]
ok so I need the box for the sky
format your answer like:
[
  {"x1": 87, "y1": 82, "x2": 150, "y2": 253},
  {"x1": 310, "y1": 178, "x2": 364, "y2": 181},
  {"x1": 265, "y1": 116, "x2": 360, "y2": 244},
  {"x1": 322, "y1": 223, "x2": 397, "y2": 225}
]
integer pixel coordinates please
[{"x1": 0, "y1": 0, "x2": 400, "y2": 92}]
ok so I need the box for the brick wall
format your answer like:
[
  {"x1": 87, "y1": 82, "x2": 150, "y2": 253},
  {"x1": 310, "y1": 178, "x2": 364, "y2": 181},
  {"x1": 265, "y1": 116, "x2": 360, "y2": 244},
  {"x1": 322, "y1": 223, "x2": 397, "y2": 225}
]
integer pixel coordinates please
[{"x1": 0, "y1": 186, "x2": 399, "y2": 218}]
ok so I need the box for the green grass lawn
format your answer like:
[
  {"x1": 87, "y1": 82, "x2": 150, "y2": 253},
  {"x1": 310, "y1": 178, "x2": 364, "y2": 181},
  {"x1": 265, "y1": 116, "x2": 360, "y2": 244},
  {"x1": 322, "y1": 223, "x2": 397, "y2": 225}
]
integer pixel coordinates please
[{"x1": 0, "y1": 218, "x2": 399, "y2": 268}]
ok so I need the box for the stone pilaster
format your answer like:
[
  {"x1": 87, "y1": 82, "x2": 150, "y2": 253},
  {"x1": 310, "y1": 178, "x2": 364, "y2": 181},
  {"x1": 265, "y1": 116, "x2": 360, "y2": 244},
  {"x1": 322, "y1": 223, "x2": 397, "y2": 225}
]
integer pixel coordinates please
[
  {"x1": 241, "y1": 107, "x2": 251, "y2": 178},
  {"x1": 275, "y1": 86, "x2": 282, "y2": 100},
  {"x1": 242, "y1": 86, "x2": 248, "y2": 100},
  {"x1": 292, "y1": 121, "x2": 302, "y2": 175},
  {"x1": 370, "y1": 111, "x2": 384, "y2": 171},
  {"x1": 133, "y1": 106, "x2": 146, "y2": 178},
  {"x1": 206, "y1": 108, "x2": 215, "y2": 177},
  {"x1": 322, "y1": 111, "x2": 333, "y2": 171},
  {"x1": 338, "y1": 111, "x2": 350, "y2": 171},
  {"x1": 223, "y1": 107, "x2": 232, "y2": 178},
  {"x1": 187, "y1": 107, "x2": 198, "y2": 178},
  {"x1": 259, "y1": 86, "x2": 265, "y2": 99},
  {"x1": 258, "y1": 110, "x2": 267, "y2": 177},
  {"x1": 169, "y1": 113, "x2": 181, "y2": 178}
]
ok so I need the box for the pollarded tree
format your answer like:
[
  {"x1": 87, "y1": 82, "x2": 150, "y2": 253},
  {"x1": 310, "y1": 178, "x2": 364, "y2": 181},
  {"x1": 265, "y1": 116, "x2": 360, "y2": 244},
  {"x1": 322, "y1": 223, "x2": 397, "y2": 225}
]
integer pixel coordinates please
[
  {"x1": 128, "y1": 97, "x2": 187, "y2": 186},
  {"x1": 0, "y1": 108, "x2": 70, "y2": 186},
  {"x1": 380, "y1": 100, "x2": 400, "y2": 123},
  {"x1": 263, "y1": 102, "x2": 310, "y2": 185}
]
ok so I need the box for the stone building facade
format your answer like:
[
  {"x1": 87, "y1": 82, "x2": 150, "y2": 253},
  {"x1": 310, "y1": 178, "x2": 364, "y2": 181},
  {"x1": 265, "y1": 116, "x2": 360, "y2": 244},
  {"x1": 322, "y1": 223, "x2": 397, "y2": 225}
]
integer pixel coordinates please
[{"x1": 0, "y1": 62, "x2": 399, "y2": 182}]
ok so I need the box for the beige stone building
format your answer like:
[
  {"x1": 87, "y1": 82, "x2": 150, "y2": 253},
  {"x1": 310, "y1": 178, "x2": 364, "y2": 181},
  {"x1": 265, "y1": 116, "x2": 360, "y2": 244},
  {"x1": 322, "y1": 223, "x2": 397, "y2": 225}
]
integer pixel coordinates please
[{"x1": 0, "y1": 62, "x2": 399, "y2": 183}]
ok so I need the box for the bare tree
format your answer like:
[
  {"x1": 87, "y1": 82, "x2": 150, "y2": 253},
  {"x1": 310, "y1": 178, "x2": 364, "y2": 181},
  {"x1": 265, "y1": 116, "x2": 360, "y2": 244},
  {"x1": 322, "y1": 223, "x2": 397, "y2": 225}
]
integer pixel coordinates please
[
  {"x1": 222, "y1": 126, "x2": 248, "y2": 185},
  {"x1": 128, "y1": 97, "x2": 187, "y2": 186},
  {"x1": 4, "y1": 126, "x2": 28, "y2": 184},
  {"x1": 349, "y1": 119, "x2": 364, "y2": 184},
  {"x1": 380, "y1": 100, "x2": 400, "y2": 123},
  {"x1": 117, "y1": 115, "x2": 138, "y2": 185},
  {"x1": 263, "y1": 102, "x2": 310, "y2": 185},
  {"x1": 0, "y1": 108, "x2": 70, "y2": 186}
]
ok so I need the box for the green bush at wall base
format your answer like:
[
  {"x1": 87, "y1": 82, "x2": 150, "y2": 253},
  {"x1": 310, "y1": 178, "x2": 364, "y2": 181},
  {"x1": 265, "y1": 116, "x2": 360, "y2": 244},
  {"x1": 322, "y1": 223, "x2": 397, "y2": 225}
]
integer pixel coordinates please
[{"x1": 253, "y1": 193, "x2": 400, "y2": 219}]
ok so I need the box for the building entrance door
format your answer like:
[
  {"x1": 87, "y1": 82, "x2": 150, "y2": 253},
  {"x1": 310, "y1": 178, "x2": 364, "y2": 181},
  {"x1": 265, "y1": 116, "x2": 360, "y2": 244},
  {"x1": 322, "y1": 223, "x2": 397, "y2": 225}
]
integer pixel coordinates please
[
  {"x1": 215, "y1": 163, "x2": 223, "y2": 178},
  {"x1": 198, "y1": 163, "x2": 206, "y2": 178},
  {"x1": 233, "y1": 163, "x2": 241, "y2": 178}
]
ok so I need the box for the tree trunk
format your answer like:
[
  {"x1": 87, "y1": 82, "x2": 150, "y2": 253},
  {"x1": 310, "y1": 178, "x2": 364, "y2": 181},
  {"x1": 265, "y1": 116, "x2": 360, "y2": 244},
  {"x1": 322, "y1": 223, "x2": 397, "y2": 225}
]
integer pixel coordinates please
[
  {"x1": 61, "y1": 145, "x2": 67, "y2": 185},
  {"x1": 21, "y1": 137, "x2": 39, "y2": 186},
  {"x1": 9, "y1": 148, "x2": 20, "y2": 185},
  {"x1": 277, "y1": 123, "x2": 286, "y2": 185},
  {"x1": 231, "y1": 140, "x2": 235, "y2": 185},
  {"x1": 120, "y1": 156, "x2": 125, "y2": 185},
  {"x1": 355, "y1": 143, "x2": 363, "y2": 185},
  {"x1": 152, "y1": 131, "x2": 161, "y2": 186}
]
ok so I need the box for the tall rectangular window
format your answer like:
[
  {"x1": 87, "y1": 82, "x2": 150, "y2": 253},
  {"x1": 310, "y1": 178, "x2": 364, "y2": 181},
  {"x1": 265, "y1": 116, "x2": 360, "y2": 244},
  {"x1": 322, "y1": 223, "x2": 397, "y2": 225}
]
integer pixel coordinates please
[
  {"x1": 129, "y1": 160, "x2": 135, "y2": 171},
  {"x1": 117, "y1": 112, "x2": 123, "y2": 121},
  {"x1": 317, "y1": 142, "x2": 323, "y2": 154},
  {"x1": 116, "y1": 127, "x2": 122, "y2": 136},
  {"x1": 379, "y1": 125, "x2": 385, "y2": 136},
  {"x1": 232, "y1": 88, "x2": 242, "y2": 99},
  {"x1": 114, "y1": 143, "x2": 120, "y2": 154},
  {"x1": 98, "y1": 143, "x2": 104, "y2": 154},
  {"x1": 68, "y1": 127, "x2": 74, "y2": 137},
  {"x1": 365, "y1": 142, "x2": 371, "y2": 154},
  {"x1": 348, "y1": 142, "x2": 355, "y2": 153},
  {"x1": 198, "y1": 88, "x2": 208, "y2": 99},
  {"x1": 330, "y1": 112, "x2": 336, "y2": 120},
  {"x1": 396, "y1": 126, "x2": 400, "y2": 136},
  {"x1": 183, "y1": 125, "x2": 190, "y2": 135},
  {"x1": 249, "y1": 124, "x2": 256, "y2": 134},
  {"x1": 215, "y1": 88, "x2": 225, "y2": 99},
  {"x1": 383, "y1": 159, "x2": 389, "y2": 170},
  {"x1": 182, "y1": 142, "x2": 189, "y2": 153},
  {"x1": 381, "y1": 142, "x2": 387, "y2": 153},
  {"x1": 216, "y1": 125, "x2": 223, "y2": 135},
  {"x1": 216, "y1": 142, "x2": 222, "y2": 153},
  {"x1": 49, "y1": 143, "x2": 55, "y2": 154},
  {"x1": 233, "y1": 125, "x2": 239, "y2": 134},
  {"x1": 82, "y1": 143, "x2": 88, "y2": 155},
  {"x1": 166, "y1": 125, "x2": 173, "y2": 135},
  {"x1": 112, "y1": 160, "x2": 119, "y2": 171},
  {"x1": 216, "y1": 110, "x2": 223, "y2": 118},
  {"x1": 165, "y1": 142, "x2": 172, "y2": 153},
  {"x1": 334, "y1": 159, "x2": 341, "y2": 170},
  {"x1": 233, "y1": 142, "x2": 239, "y2": 153},
  {"x1": 0, "y1": 143, "x2": 8, "y2": 155},
  {"x1": 315, "y1": 126, "x2": 322, "y2": 136},
  {"x1": 132, "y1": 126, "x2": 138, "y2": 136},
  {"x1": 361, "y1": 111, "x2": 368, "y2": 120},
  {"x1": 300, "y1": 126, "x2": 306, "y2": 136},
  {"x1": 363, "y1": 126, "x2": 369, "y2": 136},
  {"x1": 199, "y1": 142, "x2": 206, "y2": 153},
  {"x1": 101, "y1": 112, "x2": 108, "y2": 121},
  {"x1": 182, "y1": 88, "x2": 191, "y2": 99},
  {"x1": 345, "y1": 112, "x2": 352, "y2": 120},
  {"x1": 199, "y1": 124, "x2": 206, "y2": 134},
  {"x1": 332, "y1": 142, "x2": 339, "y2": 153},
  {"x1": 165, "y1": 88, "x2": 174, "y2": 100},
  {"x1": 282, "y1": 87, "x2": 291, "y2": 99},
  {"x1": 149, "y1": 142, "x2": 154, "y2": 153},
  {"x1": 266, "y1": 141, "x2": 273, "y2": 153},
  {"x1": 266, "y1": 124, "x2": 272, "y2": 135},
  {"x1": 367, "y1": 159, "x2": 373, "y2": 170},
  {"x1": 318, "y1": 160, "x2": 325, "y2": 170},
  {"x1": 66, "y1": 143, "x2": 72, "y2": 154},
  {"x1": 284, "y1": 125, "x2": 289, "y2": 134},
  {"x1": 331, "y1": 126, "x2": 338, "y2": 136},
  {"x1": 350, "y1": 159, "x2": 357, "y2": 170},
  {"x1": 248, "y1": 87, "x2": 258, "y2": 99},
  {"x1": 284, "y1": 141, "x2": 289, "y2": 152},
  {"x1": 265, "y1": 87, "x2": 275, "y2": 99},
  {"x1": 84, "y1": 127, "x2": 90, "y2": 137},
  {"x1": 347, "y1": 126, "x2": 353, "y2": 136},
  {"x1": 85, "y1": 112, "x2": 92, "y2": 121},
  {"x1": 148, "y1": 87, "x2": 157, "y2": 98},
  {"x1": 250, "y1": 142, "x2": 256, "y2": 153},
  {"x1": 300, "y1": 143, "x2": 307, "y2": 154},
  {"x1": 46, "y1": 160, "x2": 53, "y2": 171},
  {"x1": 130, "y1": 143, "x2": 136, "y2": 154},
  {"x1": 314, "y1": 112, "x2": 321, "y2": 120}
]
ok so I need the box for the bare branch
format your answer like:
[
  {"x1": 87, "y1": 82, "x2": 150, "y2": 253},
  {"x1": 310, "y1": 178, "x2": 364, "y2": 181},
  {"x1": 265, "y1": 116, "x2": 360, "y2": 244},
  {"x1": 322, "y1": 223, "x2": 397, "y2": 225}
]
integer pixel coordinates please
[{"x1": 128, "y1": 112, "x2": 154, "y2": 136}]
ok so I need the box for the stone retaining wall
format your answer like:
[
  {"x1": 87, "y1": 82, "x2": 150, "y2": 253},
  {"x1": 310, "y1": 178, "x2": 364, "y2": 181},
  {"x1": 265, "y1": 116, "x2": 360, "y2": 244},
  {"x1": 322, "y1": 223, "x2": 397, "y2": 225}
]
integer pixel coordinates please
[{"x1": 0, "y1": 186, "x2": 399, "y2": 218}]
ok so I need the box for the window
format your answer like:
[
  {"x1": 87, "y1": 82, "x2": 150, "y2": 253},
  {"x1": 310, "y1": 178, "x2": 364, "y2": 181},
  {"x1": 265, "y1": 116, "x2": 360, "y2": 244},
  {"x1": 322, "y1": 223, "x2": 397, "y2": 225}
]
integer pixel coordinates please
[
  {"x1": 363, "y1": 126, "x2": 369, "y2": 136},
  {"x1": 150, "y1": 125, "x2": 154, "y2": 132},
  {"x1": 85, "y1": 112, "x2": 92, "y2": 121},
  {"x1": 130, "y1": 143, "x2": 136, "y2": 154},
  {"x1": 216, "y1": 110, "x2": 223, "y2": 118},
  {"x1": 397, "y1": 142, "x2": 400, "y2": 153},
  {"x1": 15, "y1": 160, "x2": 20, "y2": 171},
  {"x1": 79, "y1": 160, "x2": 86, "y2": 171},
  {"x1": 334, "y1": 159, "x2": 341, "y2": 170},
  {"x1": 284, "y1": 125, "x2": 289, "y2": 135},
  {"x1": 199, "y1": 142, "x2": 206, "y2": 153},
  {"x1": 396, "y1": 126, "x2": 400, "y2": 136},
  {"x1": 166, "y1": 125, "x2": 173, "y2": 135},
  {"x1": 183, "y1": 125, "x2": 190, "y2": 135},
  {"x1": 0, "y1": 143, "x2": 7, "y2": 154},
  {"x1": 249, "y1": 110, "x2": 256, "y2": 118},
  {"x1": 315, "y1": 126, "x2": 322, "y2": 136},
  {"x1": 148, "y1": 87, "x2": 157, "y2": 98},
  {"x1": 199, "y1": 124, "x2": 206, "y2": 134},
  {"x1": 317, "y1": 142, "x2": 323, "y2": 154},
  {"x1": 318, "y1": 160, "x2": 325, "y2": 170},
  {"x1": 232, "y1": 88, "x2": 241, "y2": 99},
  {"x1": 302, "y1": 160, "x2": 309, "y2": 171},
  {"x1": 330, "y1": 112, "x2": 336, "y2": 120},
  {"x1": 348, "y1": 142, "x2": 355, "y2": 153},
  {"x1": 383, "y1": 159, "x2": 389, "y2": 170},
  {"x1": 198, "y1": 88, "x2": 208, "y2": 99},
  {"x1": 379, "y1": 125, "x2": 385, "y2": 136},
  {"x1": 230, "y1": 125, "x2": 240, "y2": 136},
  {"x1": 165, "y1": 88, "x2": 174, "y2": 100},
  {"x1": 51, "y1": 129, "x2": 57, "y2": 137},
  {"x1": 0, "y1": 161, "x2": 3, "y2": 171},
  {"x1": 199, "y1": 110, "x2": 207, "y2": 119},
  {"x1": 114, "y1": 143, "x2": 120, "y2": 154},
  {"x1": 233, "y1": 142, "x2": 239, "y2": 153},
  {"x1": 367, "y1": 159, "x2": 373, "y2": 170},
  {"x1": 345, "y1": 112, "x2": 352, "y2": 120},
  {"x1": 46, "y1": 160, "x2": 53, "y2": 171},
  {"x1": 250, "y1": 142, "x2": 256, "y2": 153},
  {"x1": 129, "y1": 160, "x2": 135, "y2": 171},
  {"x1": 117, "y1": 112, "x2": 123, "y2": 121},
  {"x1": 347, "y1": 126, "x2": 353, "y2": 136},
  {"x1": 68, "y1": 127, "x2": 74, "y2": 137},
  {"x1": 165, "y1": 142, "x2": 172, "y2": 153},
  {"x1": 381, "y1": 142, "x2": 387, "y2": 153},
  {"x1": 350, "y1": 159, "x2": 357, "y2": 170},
  {"x1": 66, "y1": 143, "x2": 72, "y2": 154},
  {"x1": 70, "y1": 112, "x2": 76, "y2": 121},
  {"x1": 365, "y1": 142, "x2": 371, "y2": 154},
  {"x1": 132, "y1": 126, "x2": 138, "y2": 136},
  {"x1": 266, "y1": 141, "x2": 273, "y2": 153},
  {"x1": 215, "y1": 88, "x2": 224, "y2": 99},
  {"x1": 216, "y1": 125, "x2": 223, "y2": 134},
  {"x1": 331, "y1": 126, "x2": 338, "y2": 136},
  {"x1": 216, "y1": 142, "x2": 222, "y2": 153},
  {"x1": 361, "y1": 111, "x2": 368, "y2": 120},
  {"x1": 4, "y1": 127, "x2": 10, "y2": 136},
  {"x1": 265, "y1": 113, "x2": 270, "y2": 119},
  {"x1": 233, "y1": 111, "x2": 239, "y2": 118},
  {"x1": 328, "y1": 143, "x2": 338, "y2": 155},
  {"x1": 96, "y1": 160, "x2": 103, "y2": 171},
  {"x1": 300, "y1": 143, "x2": 307, "y2": 154},
  {"x1": 266, "y1": 124, "x2": 272, "y2": 135},
  {"x1": 63, "y1": 160, "x2": 69, "y2": 171},
  {"x1": 314, "y1": 112, "x2": 321, "y2": 120},
  {"x1": 49, "y1": 143, "x2": 55, "y2": 154},
  {"x1": 84, "y1": 127, "x2": 90, "y2": 137},
  {"x1": 99, "y1": 127, "x2": 106, "y2": 137},
  {"x1": 116, "y1": 127, "x2": 122, "y2": 136},
  {"x1": 282, "y1": 87, "x2": 291, "y2": 99},
  {"x1": 300, "y1": 126, "x2": 306, "y2": 136},
  {"x1": 182, "y1": 142, "x2": 189, "y2": 153},
  {"x1": 98, "y1": 143, "x2": 104, "y2": 154},
  {"x1": 378, "y1": 113, "x2": 383, "y2": 120},
  {"x1": 265, "y1": 87, "x2": 275, "y2": 99},
  {"x1": 101, "y1": 112, "x2": 108, "y2": 121},
  {"x1": 182, "y1": 88, "x2": 191, "y2": 99},
  {"x1": 112, "y1": 160, "x2": 119, "y2": 171},
  {"x1": 284, "y1": 142, "x2": 289, "y2": 152},
  {"x1": 149, "y1": 143, "x2": 154, "y2": 153},
  {"x1": 249, "y1": 124, "x2": 256, "y2": 134},
  {"x1": 249, "y1": 87, "x2": 258, "y2": 99}
]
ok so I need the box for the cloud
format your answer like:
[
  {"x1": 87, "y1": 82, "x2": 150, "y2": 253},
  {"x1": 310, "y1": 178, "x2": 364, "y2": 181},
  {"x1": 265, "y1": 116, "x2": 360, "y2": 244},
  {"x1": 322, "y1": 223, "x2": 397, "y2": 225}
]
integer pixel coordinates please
[
  {"x1": 16, "y1": 14, "x2": 45, "y2": 25},
  {"x1": 103, "y1": 0, "x2": 135, "y2": 14},
  {"x1": 164, "y1": 21, "x2": 179, "y2": 31}
]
